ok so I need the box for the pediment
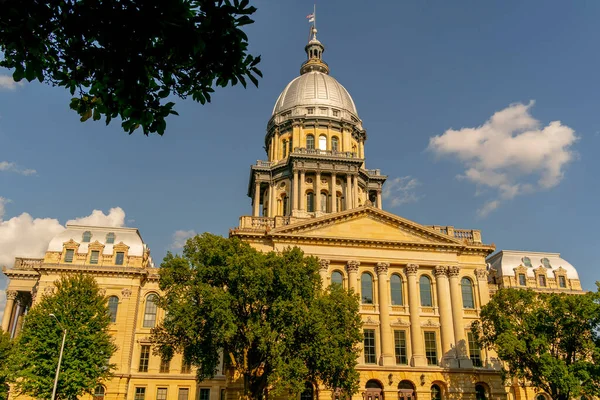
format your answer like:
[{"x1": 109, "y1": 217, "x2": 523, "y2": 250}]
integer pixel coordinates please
[{"x1": 270, "y1": 206, "x2": 462, "y2": 246}]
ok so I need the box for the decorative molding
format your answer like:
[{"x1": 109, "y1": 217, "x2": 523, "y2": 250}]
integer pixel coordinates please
[
  {"x1": 448, "y1": 266, "x2": 461, "y2": 277},
  {"x1": 98, "y1": 288, "x2": 107, "y2": 296},
  {"x1": 552, "y1": 266, "x2": 567, "y2": 277},
  {"x1": 346, "y1": 260, "x2": 360, "y2": 273},
  {"x1": 319, "y1": 259, "x2": 330, "y2": 271},
  {"x1": 474, "y1": 268, "x2": 489, "y2": 280},
  {"x1": 363, "y1": 316, "x2": 380, "y2": 326},
  {"x1": 533, "y1": 266, "x2": 547, "y2": 276},
  {"x1": 6, "y1": 290, "x2": 18, "y2": 300},
  {"x1": 121, "y1": 288, "x2": 132, "y2": 298},
  {"x1": 405, "y1": 264, "x2": 419, "y2": 276},
  {"x1": 43, "y1": 286, "x2": 55, "y2": 295},
  {"x1": 434, "y1": 265, "x2": 448, "y2": 278},
  {"x1": 390, "y1": 318, "x2": 411, "y2": 327},
  {"x1": 421, "y1": 319, "x2": 441, "y2": 328},
  {"x1": 375, "y1": 262, "x2": 389, "y2": 275}
]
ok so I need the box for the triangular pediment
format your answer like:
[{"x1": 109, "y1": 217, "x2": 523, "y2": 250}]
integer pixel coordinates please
[{"x1": 270, "y1": 206, "x2": 462, "y2": 246}]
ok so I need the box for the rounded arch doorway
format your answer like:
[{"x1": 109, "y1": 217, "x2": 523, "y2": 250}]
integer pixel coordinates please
[
  {"x1": 398, "y1": 380, "x2": 415, "y2": 400},
  {"x1": 363, "y1": 380, "x2": 384, "y2": 400}
]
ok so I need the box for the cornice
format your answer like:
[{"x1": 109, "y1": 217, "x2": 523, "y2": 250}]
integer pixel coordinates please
[{"x1": 33, "y1": 263, "x2": 150, "y2": 278}]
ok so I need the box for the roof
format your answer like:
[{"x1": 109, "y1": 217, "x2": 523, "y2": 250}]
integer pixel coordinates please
[
  {"x1": 47, "y1": 224, "x2": 147, "y2": 257},
  {"x1": 487, "y1": 250, "x2": 579, "y2": 279}
]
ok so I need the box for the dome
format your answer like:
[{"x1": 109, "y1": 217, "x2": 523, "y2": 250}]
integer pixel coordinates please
[
  {"x1": 487, "y1": 250, "x2": 580, "y2": 280},
  {"x1": 271, "y1": 71, "x2": 358, "y2": 118}
]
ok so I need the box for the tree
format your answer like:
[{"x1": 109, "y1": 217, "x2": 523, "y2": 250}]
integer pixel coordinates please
[
  {"x1": 0, "y1": 0, "x2": 262, "y2": 135},
  {"x1": 9, "y1": 274, "x2": 117, "y2": 400},
  {"x1": 0, "y1": 329, "x2": 12, "y2": 400},
  {"x1": 472, "y1": 286, "x2": 600, "y2": 400},
  {"x1": 152, "y1": 233, "x2": 362, "y2": 400}
]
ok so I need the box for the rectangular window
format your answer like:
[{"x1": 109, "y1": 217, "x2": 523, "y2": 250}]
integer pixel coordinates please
[
  {"x1": 394, "y1": 330, "x2": 408, "y2": 365},
  {"x1": 363, "y1": 329, "x2": 376, "y2": 364},
  {"x1": 178, "y1": 388, "x2": 190, "y2": 400},
  {"x1": 64, "y1": 249, "x2": 74, "y2": 263},
  {"x1": 424, "y1": 331, "x2": 438, "y2": 366},
  {"x1": 138, "y1": 345, "x2": 150, "y2": 372},
  {"x1": 332, "y1": 109, "x2": 340, "y2": 117},
  {"x1": 558, "y1": 276, "x2": 567, "y2": 288},
  {"x1": 157, "y1": 388, "x2": 168, "y2": 400},
  {"x1": 538, "y1": 275, "x2": 547, "y2": 287},
  {"x1": 115, "y1": 251, "x2": 124, "y2": 265},
  {"x1": 518, "y1": 273, "x2": 527, "y2": 286},
  {"x1": 159, "y1": 358, "x2": 170, "y2": 373},
  {"x1": 134, "y1": 388, "x2": 146, "y2": 400},
  {"x1": 307, "y1": 108, "x2": 314, "y2": 115},
  {"x1": 221, "y1": 389, "x2": 226, "y2": 400},
  {"x1": 90, "y1": 250, "x2": 100, "y2": 265},
  {"x1": 181, "y1": 360, "x2": 191, "y2": 374},
  {"x1": 199, "y1": 388, "x2": 211, "y2": 400},
  {"x1": 467, "y1": 332, "x2": 482, "y2": 367}
]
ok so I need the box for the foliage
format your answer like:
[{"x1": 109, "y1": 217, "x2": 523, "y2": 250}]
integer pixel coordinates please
[
  {"x1": 472, "y1": 285, "x2": 600, "y2": 400},
  {"x1": 0, "y1": 329, "x2": 12, "y2": 400},
  {"x1": 152, "y1": 233, "x2": 362, "y2": 400},
  {"x1": 0, "y1": 0, "x2": 262, "y2": 135},
  {"x1": 9, "y1": 274, "x2": 117, "y2": 400}
]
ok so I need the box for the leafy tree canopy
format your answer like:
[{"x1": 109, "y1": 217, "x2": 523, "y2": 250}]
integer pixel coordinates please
[
  {"x1": 0, "y1": 329, "x2": 12, "y2": 400},
  {"x1": 472, "y1": 285, "x2": 600, "y2": 400},
  {"x1": 0, "y1": 0, "x2": 262, "y2": 135},
  {"x1": 152, "y1": 233, "x2": 363, "y2": 400},
  {"x1": 9, "y1": 274, "x2": 117, "y2": 400}
]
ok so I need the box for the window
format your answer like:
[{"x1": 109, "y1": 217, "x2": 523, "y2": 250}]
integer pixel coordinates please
[
  {"x1": 306, "y1": 135, "x2": 315, "y2": 150},
  {"x1": 424, "y1": 331, "x2": 438, "y2": 365},
  {"x1": 138, "y1": 345, "x2": 150, "y2": 372},
  {"x1": 331, "y1": 271, "x2": 343, "y2": 286},
  {"x1": 301, "y1": 382, "x2": 314, "y2": 400},
  {"x1": 282, "y1": 140, "x2": 288, "y2": 158},
  {"x1": 536, "y1": 396, "x2": 547, "y2": 400},
  {"x1": 331, "y1": 137, "x2": 339, "y2": 152},
  {"x1": 93, "y1": 385, "x2": 105, "y2": 400},
  {"x1": 160, "y1": 358, "x2": 170, "y2": 373},
  {"x1": 115, "y1": 251, "x2": 125, "y2": 265},
  {"x1": 538, "y1": 274, "x2": 547, "y2": 287},
  {"x1": 558, "y1": 276, "x2": 567, "y2": 288},
  {"x1": 394, "y1": 330, "x2": 407, "y2": 365},
  {"x1": 541, "y1": 258, "x2": 552, "y2": 269},
  {"x1": 461, "y1": 278, "x2": 475, "y2": 309},
  {"x1": 420, "y1": 275, "x2": 432, "y2": 307},
  {"x1": 282, "y1": 195, "x2": 289, "y2": 216},
  {"x1": 475, "y1": 385, "x2": 487, "y2": 400},
  {"x1": 431, "y1": 385, "x2": 442, "y2": 400},
  {"x1": 332, "y1": 109, "x2": 340, "y2": 117},
  {"x1": 199, "y1": 388, "x2": 210, "y2": 400},
  {"x1": 306, "y1": 192, "x2": 315, "y2": 212},
  {"x1": 156, "y1": 388, "x2": 168, "y2": 400},
  {"x1": 82, "y1": 231, "x2": 92, "y2": 242},
  {"x1": 65, "y1": 249, "x2": 74, "y2": 263},
  {"x1": 221, "y1": 389, "x2": 226, "y2": 400},
  {"x1": 108, "y1": 296, "x2": 119, "y2": 323},
  {"x1": 307, "y1": 108, "x2": 314, "y2": 115},
  {"x1": 90, "y1": 250, "x2": 100, "y2": 265},
  {"x1": 106, "y1": 232, "x2": 115, "y2": 244},
  {"x1": 320, "y1": 192, "x2": 328, "y2": 212},
  {"x1": 390, "y1": 274, "x2": 403, "y2": 305},
  {"x1": 178, "y1": 388, "x2": 190, "y2": 400},
  {"x1": 363, "y1": 329, "x2": 376, "y2": 364},
  {"x1": 319, "y1": 135, "x2": 327, "y2": 151},
  {"x1": 181, "y1": 360, "x2": 191, "y2": 374},
  {"x1": 361, "y1": 273, "x2": 373, "y2": 304},
  {"x1": 468, "y1": 332, "x2": 482, "y2": 367},
  {"x1": 134, "y1": 388, "x2": 146, "y2": 400},
  {"x1": 518, "y1": 273, "x2": 527, "y2": 286},
  {"x1": 522, "y1": 257, "x2": 532, "y2": 267},
  {"x1": 143, "y1": 294, "x2": 158, "y2": 328}
]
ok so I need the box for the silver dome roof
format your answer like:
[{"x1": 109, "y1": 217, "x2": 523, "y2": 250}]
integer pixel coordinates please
[{"x1": 271, "y1": 71, "x2": 358, "y2": 117}]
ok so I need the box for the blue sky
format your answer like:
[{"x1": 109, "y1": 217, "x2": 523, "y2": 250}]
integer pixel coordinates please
[{"x1": 1, "y1": 0, "x2": 599, "y2": 302}]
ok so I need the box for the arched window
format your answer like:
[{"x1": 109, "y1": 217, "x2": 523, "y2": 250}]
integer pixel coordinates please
[
  {"x1": 331, "y1": 271, "x2": 343, "y2": 287},
  {"x1": 282, "y1": 194, "x2": 289, "y2": 216},
  {"x1": 390, "y1": 274, "x2": 403, "y2": 305},
  {"x1": 306, "y1": 135, "x2": 315, "y2": 150},
  {"x1": 320, "y1": 192, "x2": 328, "y2": 212},
  {"x1": 319, "y1": 135, "x2": 327, "y2": 151},
  {"x1": 306, "y1": 192, "x2": 315, "y2": 212},
  {"x1": 108, "y1": 296, "x2": 119, "y2": 323},
  {"x1": 93, "y1": 385, "x2": 106, "y2": 400},
  {"x1": 364, "y1": 380, "x2": 383, "y2": 400},
  {"x1": 461, "y1": 277, "x2": 475, "y2": 309},
  {"x1": 332, "y1": 136, "x2": 339, "y2": 152},
  {"x1": 82, "y1": 231, "x2": 92, "y2": 243},
  {"x1": 398, "y1": 381, "x2": 415, "y2": 400},
  {"x1": 431, "y1": 384, "x2": 442, "y2": 400},
  {"x1": 361, "y1": 273, "x2": 373, "y2": 304},
  {"x1": 282, "y1": 139, "x2": 288, "y2": 157},
  {"x1": 143, "y1": 294, "x2": 158, "y2": 328},
  {"x1": 420, "y1": 275, "x2": 432, "y2": 307},
  {"x1": 475, "y1": 385, "x2": 487, "y2": 400},
  {"x1": 300, "y1": 382, "x2": 314, "y2": 400},
  {"x1": 106, "y1": 232, "x2": 115, "y2": 244}
]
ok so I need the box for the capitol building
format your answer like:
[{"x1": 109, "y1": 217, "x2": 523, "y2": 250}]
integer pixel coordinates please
[{"x1": 1, "y1": 26, "x2": 585, "y2": 400}]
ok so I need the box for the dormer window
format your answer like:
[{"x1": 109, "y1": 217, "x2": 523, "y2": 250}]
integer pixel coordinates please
[
  {"x1": 558, "y1": 276, "x2": 567, "y2": 288},
  {"x1": 82, "y1": 231, "x2": 92, "y2": 243},
  {"x1": 538, "y1": 274, "x2": 547, "y2": 287},
  {"x1": 90, "y1": 250, "x2": 100, "y2": 265},
  {"x1": 522, "y1": 257, "x2": 532, "y2": 267},
  {"x1": 541, "y1": 258, "x2": 552, "y2": 269},
  {"x1": 106, "y1": 232, "x2": 115, "y2": 244},
  {"x1": 65, "y1": 249, "x2": 74, "y2": 263}
]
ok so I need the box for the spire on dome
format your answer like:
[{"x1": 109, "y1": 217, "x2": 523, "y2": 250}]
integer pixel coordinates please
[{"x1": 300, "y1": 6, "x2": 329, "y2": 75}]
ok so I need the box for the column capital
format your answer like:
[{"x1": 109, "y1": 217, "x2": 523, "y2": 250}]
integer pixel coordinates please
[
  {"x1": 434, "y1": 265, "x2": 448, "y2": 278},
  {"x1": 319, "y1": 259, "x2": 330, "y2": 271},
  {"x1": 474, "y1": 268, "x2": 489, "y2": 280},
  {"x1": 6, "y1": 290, "x2": 18, "y2": 300},
  {"x1": 448, "y1": 266, "x2": 461, "y2": 277},
  {"x1": 346, "y1": 260, "x2": 360, "y2": 273},
  {"x1": 375, "y1": 262, "x2": 389, "y2": 275},
  {"x1": 405, "y1": 264, "x2": 419, "y2": 276}
]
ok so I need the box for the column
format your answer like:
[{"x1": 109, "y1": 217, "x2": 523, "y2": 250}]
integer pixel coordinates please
[
  {"x1": 253, "y1": 182, "x2": 261, "y2": 217},
  {"x1": 300, "y1": 170, "x2": 306, "y2": 211},
  {"x1": 314, "y1": 171, "x2": 321, "y2": 213},
  {"x1": 376, "y1": 190, "x2": 382, "y2": 209},
  {"x1": 331, "y1": 172, "x2": 337, "y2": 213},
  {"x1": 1, "y1": 290, "x2": 17, "y2": 332},
  {"x1": 353, "y1": 175, "x2": 359, "y2": 206},
  {"x1": 346, "y1": 174, "x2": 352, "y2": 209},
  {"x1": 434, "y1": 266, "x2": 457, "y2": 367},
  {"x1": 319, "y1": 259, "x2": 330, "y2": 288},
  {"x1": 375, "y1": 262, "x2": 394, "y2": 366},
  {"x1": 269, "y1": 182, "x2": 276, "y2": 217},
  {"x1": 292, "y1": 170, "x2": 299, "y2": 212},
  {"x1": 475, "y1": 268, "x2": 491, "y2": 306},
  {"x1": 405, "y1": 264, "x2": 427, "y2": 367},
  {"x1": 346, "y1": 260, "x2": 360, "y2": 293},
  {"x1": 448, "y1": 266, "x2": 472, "y2": 367}
]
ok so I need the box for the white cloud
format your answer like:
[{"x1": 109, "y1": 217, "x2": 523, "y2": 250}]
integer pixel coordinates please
[
  {"x1": 67, "y1": 207, "x2": 126, "y2": 227},
  {"x1": 428, "y1": 101, "x2": 578, "y2": 216},
  {"x1": 170, "y1": 230, "x2": 197, "y2": 250},
  {"x1": 0, "y1": 161, "x2": 36, "y2": 176},
  {"x1": 382, "y1": 176, "x2": 421, "y2": 207},
  {"x1": 0, "y1": 75, "x2": 21, "y2": 91}
]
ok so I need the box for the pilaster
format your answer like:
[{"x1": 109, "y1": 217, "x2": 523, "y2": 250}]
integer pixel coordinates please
[{"x1": 1, "y1": 290, "x2": 17, "y2": 332}]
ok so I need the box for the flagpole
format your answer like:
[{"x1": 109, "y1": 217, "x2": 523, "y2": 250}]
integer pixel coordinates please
[{"x1": 313, "y1": 4, "x2": 316, "y2": 30}]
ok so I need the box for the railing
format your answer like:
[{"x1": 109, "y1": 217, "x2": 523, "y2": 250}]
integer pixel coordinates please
[
  {"x1": 453, "y1": 229, "x2": 474, "y2": 241},
  {"x1": 428, "y1": 226, "x2": 482, "y2": 244},
  {"x1": 293, "y1": 147, "x2": 358, "y2": 159},
  {"x1": 236, "y1": 216, "x2": 294, "y2": 231},
  {"x1": 255, "y1": 160, "x2": 274, "y2": 167},
  {"x1": 363, "y1": 169, "x2": 381, "y2": 176},
  {"x1": 13, "y1": 257, "x2": 44, "y2": 270}
]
